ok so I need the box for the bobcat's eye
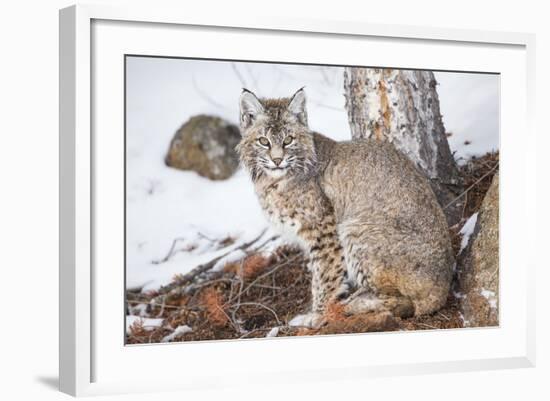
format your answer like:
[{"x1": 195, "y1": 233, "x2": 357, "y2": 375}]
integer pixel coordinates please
[
  {"x1": 283, "y1": 136, "x2": 294, "y2": 147},
  {"x1": 258, "y1": 137, "x2": 270, "y2": 147}
]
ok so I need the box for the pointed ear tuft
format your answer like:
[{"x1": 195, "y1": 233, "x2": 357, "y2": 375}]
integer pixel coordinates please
[
  {"x1": 239, "y1": 89, "x2": 264, "y2": 131},
  {"x1": 288, "y1": 87, "x2": 308, "y2": 126}
]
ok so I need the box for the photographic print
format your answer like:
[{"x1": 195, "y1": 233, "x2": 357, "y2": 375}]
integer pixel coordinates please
[{"x1": 125, "y1": 56, "x2": 499, "y2": 344}]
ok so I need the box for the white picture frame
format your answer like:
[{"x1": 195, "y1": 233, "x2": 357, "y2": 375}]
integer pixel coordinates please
[{"x1": 59, "y1": 3, "x2": 536, "y2": 397}]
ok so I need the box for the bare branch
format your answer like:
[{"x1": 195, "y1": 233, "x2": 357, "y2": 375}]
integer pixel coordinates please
[
  {"x1": 152, "y1": 229, "x2": 268, "y2": 302},
  {"x1": 309, "y1": 99, "x2": 344, "y2": 111},
  {"x1": 444, "y1": 163, "x2": 499, "y2": 210},
  {"x1": 231, "y1": 302, "x2": 282, "y2": 326},
  {"x1": 191, "y1": 75, "x2": 231, "y2": 111},
  {"x1": 224, "y1": 254, "x2": 302, "y2": 305},
  {"x1": 152, "y1": 237, "x2": 188, "y2": 265},
  {"x1": 244, "y1": 63, "x2": 259, "y2": 90},
  {"x1": 231, "y1": 63, "x2": 248, "y2": 88}
]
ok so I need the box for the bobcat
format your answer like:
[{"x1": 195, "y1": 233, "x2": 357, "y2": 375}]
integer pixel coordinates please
[{"x1": 237, "y1": 88, "x2": 454, "y2": 327}]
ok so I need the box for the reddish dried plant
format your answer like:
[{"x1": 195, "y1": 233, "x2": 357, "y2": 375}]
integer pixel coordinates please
[
  {"x1": 128, "y1": 320, "x2": 147, "y2": 338},
  {"x1": 199, "y1": 287, "x2": 229, "y2": 327},
  {"x1": 324, "y1": 301, "x2": 347, "y2": 324},
  {"x1": 241, "y1": 254, "x2": 271, "y2": 279},
  {"x1": 224, "y1": 253, "x2": 271, "y2": 280},
  {"x1": 295, "y1": 327, "x2": 315, "y2": 336}
]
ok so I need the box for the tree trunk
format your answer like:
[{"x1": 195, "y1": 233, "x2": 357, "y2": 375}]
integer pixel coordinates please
[{"x1": 343, "y1": 68, "x2": 461, "y2": 223}]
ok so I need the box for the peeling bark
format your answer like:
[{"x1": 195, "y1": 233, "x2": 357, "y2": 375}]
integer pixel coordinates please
[{"x1": 343, "y1": 68, "x2": 461, "y2": 223}]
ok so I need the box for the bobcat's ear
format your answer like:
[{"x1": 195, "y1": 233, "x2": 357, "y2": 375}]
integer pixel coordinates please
[
  {"x1": 288, "y1": 87, "x2": 308, "y2": 126},
  {"x1": 239, "y1": 89, "x2": 264, "y2": 131}
]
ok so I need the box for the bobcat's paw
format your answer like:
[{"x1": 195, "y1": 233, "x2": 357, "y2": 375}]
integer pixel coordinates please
[
  {"x1": 335, "y1": 280, "x2": 354, "y2": 301},
  {"x1": 288, "y1": 312, "x2": 324, "y2": 329},
  {"x1": 342, "y1": 292, "x2": 384, "y2": 315}
]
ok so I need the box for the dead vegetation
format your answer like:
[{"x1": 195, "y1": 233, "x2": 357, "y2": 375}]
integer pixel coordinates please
[
  {"x1": 127, "y1": 152, "x2": 499, "y2": 344},
  {"x1": 456, "y1": 151, "x2": 499, "y2": 219}
]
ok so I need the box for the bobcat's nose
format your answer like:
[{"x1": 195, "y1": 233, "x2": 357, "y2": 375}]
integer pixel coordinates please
[{"x1": 272, "y1": 158, "x2": 283, "y2": 166}]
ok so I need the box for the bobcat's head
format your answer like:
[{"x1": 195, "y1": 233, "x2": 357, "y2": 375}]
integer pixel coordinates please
[{"x1": 236, "y1": 88, "x2": 316, "y2": 181}]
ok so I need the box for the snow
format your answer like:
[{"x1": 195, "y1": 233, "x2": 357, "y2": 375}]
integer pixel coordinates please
[
  {"x1": 480, "y1": 288, "x2": 498, "y2": 309},
  {"x1": 453, "y1": 291, "x2": 465, "y2": 299},
  {"x1": 126, "y1": 316, "x2": 164, "y2": 331},
  {"x1": 459, "y1": 213, "x2": 479, "y2": 253},
  {"x1": 125, "y1": 165, "x2": 270, "y2": 292},
  {"x1": 266, "y1": 327, "x2": 280, "y2": 338},
  {"x1": 288, "y1": 314, "x2": 309, "y2": 327},
  {"x1": 458, "y1": 312, "x2": 470, "y2": 326},
  {"x1": 126, "y1": 57, "x2": 499, "y2": 292},
  {"x1": 161, "y1": 325, "x2": 193, "y2": 342},
  {"x1": 128, "y1": 303, "x2": 148, "y2": 317},
  {"x1": 436, "y1": 73, "x2": 500, "y2": 162}
]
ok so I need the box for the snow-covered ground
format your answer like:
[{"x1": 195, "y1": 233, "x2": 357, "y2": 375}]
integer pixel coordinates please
[
  {"x1": 126, "y1": 57, "x2": 499, "y2": 292},
  {"x1": 459, "y1": 213, "x2": 479, "y2": 254},
  {"x1": 436, "y1": 73, "x2": 500, "y2": 161}
]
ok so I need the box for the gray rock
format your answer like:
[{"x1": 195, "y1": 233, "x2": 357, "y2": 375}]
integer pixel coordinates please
[
  {"x1": 457, "y1": 172, "x2": 499, "y2": 327},
  {"x1": 165, "y1": 115, "x2": 241, "y2": 180}
]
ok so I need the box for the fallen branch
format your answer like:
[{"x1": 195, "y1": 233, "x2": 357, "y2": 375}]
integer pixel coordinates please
[
  {"x1": 151, "y1": 230, "x2": 269, "y2": 303},
  {"x1": 231, "y1": 301, "x2": 282, "y2": 326},
  {"x1": 152, "y1": 237, "x2": 187, "y2": 265},
  {"x1": 239, "y1": 328, "x2": 269, "y2": 339},
  {"x1": 224, "y1": 254, "x2": 302, "y2": 305},
  {"x1": 153, "y1": 233, "x2": 236, "y2": 265},
  {"x1": 416, "y1": 322, "x2": 439, "y2": 330},
  {"x1": 437, "y1": 312, "x2": 451, "y2": 321},
  {"x1": 127, "y1": 299, "x2": 182, "y2": 310}
]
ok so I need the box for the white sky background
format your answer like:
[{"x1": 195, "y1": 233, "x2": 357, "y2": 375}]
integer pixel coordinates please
[{"x1": 125, "y1": 57, "x2": 499, "y2": 292}]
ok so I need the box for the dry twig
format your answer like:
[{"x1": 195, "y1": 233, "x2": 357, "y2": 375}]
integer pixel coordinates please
[{"x1": 444, "y1": 162, "x2": 499, "y2": 210}]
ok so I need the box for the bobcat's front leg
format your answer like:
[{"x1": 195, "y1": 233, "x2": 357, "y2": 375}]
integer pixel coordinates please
[{"x1": 299, "y1": 214, "x2": 347, "y2": 327}]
